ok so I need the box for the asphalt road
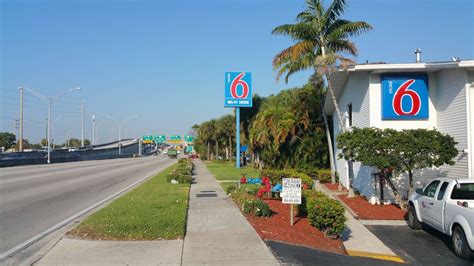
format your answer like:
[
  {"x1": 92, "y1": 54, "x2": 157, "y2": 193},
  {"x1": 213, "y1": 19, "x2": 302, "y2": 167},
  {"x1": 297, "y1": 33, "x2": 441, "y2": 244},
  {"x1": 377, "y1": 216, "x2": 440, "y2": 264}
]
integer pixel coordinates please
[
  {"x1": 366, "y1": 225, "x2": 474, "y2": 265},
  {"x1": 266, "y1": 240, "x2": 400, "y2": 266},
  {"x1": 0, "y1": 155, "x2": 175, "y2": 257}
]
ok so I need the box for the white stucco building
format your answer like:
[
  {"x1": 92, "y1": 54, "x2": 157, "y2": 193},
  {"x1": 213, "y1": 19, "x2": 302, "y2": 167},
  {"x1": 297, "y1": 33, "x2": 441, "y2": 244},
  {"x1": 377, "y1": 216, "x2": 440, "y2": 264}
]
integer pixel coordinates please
[{"x1": 324, "y1": 58, "x2": 474, "y2": 201}]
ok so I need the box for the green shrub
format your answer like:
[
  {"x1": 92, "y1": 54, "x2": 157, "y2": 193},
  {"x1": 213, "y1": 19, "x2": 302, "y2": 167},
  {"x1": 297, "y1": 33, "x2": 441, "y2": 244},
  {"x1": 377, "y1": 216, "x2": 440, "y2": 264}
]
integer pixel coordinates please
[
  {"x1": 296, "y1": 168, "x2": 336, "y2": 183},
  {"x1": 230, "y1": 190, "x2": 254, "y2": 206},
  {"x1": 242, "y1": 199, "x2": 272, "y2": 217},
  {"x1": 260, "y1": 169, "x2": 314, "y2": 188},
  {"x1": 167, "y1": 159, "x2": 194, "y2": 184},
  {"x1": 306, "y1": 193, "x2": 346, "y2": 237}
]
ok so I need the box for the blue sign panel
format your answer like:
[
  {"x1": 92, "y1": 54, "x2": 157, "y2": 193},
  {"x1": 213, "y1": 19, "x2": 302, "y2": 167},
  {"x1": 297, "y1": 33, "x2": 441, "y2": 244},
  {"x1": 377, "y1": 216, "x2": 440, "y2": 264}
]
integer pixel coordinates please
[
  {"x1": 224, "y1": 72, "x2": 252, "y2": 107},
  {"x1": 381, "y1": 74, "x2": 429, "y2": 120}
]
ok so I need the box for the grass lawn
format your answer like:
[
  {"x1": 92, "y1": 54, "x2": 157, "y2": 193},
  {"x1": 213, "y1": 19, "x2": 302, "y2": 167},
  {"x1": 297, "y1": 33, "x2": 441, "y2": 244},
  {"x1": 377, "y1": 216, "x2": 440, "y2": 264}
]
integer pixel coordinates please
[
  {"x1": 69, "y1": 163, "x2": 189, "y2": 240},
  {"x1": 204, "y1": 161, "x2": 260, "y2": 181}
]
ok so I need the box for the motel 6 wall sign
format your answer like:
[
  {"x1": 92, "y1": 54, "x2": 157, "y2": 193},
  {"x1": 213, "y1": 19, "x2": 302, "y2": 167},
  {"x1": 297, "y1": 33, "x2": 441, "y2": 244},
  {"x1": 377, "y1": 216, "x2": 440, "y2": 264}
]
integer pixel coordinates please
[
  {"x1": 224, "y1": 72, "x2": 253, "y2": 108},
  {"x1": 381, "y1": 74, "x2": 429, "y2": 120}
]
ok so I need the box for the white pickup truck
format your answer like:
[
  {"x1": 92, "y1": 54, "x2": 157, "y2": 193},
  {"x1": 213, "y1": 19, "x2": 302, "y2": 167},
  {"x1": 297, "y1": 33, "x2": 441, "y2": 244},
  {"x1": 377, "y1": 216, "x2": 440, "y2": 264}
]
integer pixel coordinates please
[{"x1": 408, "y1": 178, "x2": 474, "y2": 259}]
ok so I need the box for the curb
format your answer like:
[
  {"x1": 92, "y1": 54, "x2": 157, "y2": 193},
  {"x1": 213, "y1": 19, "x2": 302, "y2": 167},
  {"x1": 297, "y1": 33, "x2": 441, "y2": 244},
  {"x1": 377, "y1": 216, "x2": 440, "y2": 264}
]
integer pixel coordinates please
[
  {"x1": 346, "y1": 250, "x2": 405, "y2": 264},
  {"x1": 359, "y1": 220, "x2": 407, "y2": 226}
]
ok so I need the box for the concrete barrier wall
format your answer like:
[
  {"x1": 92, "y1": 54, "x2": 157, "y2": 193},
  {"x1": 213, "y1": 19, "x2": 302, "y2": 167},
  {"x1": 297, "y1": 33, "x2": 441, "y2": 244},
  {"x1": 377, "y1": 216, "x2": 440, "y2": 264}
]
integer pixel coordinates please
[{"x1": 0, "y1": 142, "x2": 143, "y2": 168}]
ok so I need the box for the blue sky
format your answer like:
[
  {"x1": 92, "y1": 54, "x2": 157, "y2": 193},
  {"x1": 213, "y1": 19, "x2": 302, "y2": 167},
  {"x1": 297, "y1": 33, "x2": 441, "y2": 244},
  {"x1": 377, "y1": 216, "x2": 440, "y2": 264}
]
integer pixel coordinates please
[{"x1": 1, "y1": 0, "x2": 473, "y2": 144}]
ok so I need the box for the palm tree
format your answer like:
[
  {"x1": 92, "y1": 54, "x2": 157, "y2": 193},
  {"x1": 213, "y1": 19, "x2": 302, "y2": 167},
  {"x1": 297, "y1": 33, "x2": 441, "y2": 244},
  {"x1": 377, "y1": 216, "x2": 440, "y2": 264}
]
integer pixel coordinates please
[{"x1": 272, "y1": 0, "x2": 372, "y2": 183}]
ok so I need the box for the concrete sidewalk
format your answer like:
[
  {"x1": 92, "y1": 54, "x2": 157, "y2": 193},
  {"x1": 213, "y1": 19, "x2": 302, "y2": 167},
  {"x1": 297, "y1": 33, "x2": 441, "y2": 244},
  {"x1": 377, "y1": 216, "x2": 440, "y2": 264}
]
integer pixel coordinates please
[
  {"x1": 181, "y1": 159, "x2": 279, "y2": 265},
  {"x1": 33, "y1": 159, "x2": 278, "y2": 265},
  {"x1": 317, "y1": 184, "x2": 404, "y2": 263}
]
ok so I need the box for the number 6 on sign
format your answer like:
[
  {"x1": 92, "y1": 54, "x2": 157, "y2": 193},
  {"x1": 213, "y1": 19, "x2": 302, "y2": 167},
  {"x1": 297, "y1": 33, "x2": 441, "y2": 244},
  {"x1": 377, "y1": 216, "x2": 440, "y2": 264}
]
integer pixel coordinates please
[{"x1": 381, "y1": 75, "x2": 429, "y2": 120}]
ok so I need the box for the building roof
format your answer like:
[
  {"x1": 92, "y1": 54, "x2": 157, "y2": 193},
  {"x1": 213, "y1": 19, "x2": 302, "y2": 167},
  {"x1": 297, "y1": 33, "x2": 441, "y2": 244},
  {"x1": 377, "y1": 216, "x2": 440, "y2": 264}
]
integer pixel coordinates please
[{"x1": 324, "y1": 60, "x2": 474, "y2": 115}]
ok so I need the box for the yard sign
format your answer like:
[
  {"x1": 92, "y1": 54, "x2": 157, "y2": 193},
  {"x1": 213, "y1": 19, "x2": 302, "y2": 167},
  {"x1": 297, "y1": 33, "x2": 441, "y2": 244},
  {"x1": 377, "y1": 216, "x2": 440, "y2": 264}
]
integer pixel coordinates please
[{"x1": 281, "y1": 178, "x2": 302, "y2": 204}]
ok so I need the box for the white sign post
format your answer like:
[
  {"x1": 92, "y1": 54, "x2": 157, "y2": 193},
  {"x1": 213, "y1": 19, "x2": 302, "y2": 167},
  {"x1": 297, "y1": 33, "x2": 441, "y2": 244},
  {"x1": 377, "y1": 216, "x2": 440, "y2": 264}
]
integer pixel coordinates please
[{"x1": 281, "y1": 178, "x2": 302, "y2": 226}]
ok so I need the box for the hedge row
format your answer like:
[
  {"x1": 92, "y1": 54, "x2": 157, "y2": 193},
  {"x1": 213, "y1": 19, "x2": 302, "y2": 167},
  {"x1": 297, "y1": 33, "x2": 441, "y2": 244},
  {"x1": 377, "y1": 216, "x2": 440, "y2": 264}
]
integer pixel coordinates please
[
  {"x1": 260, "y1": 169, "x2": 314, "y2": 188},
  {"x1": 295, "y1": 168, "x2": 335, "y2": 183},
  {"x1": 167, "y1": 159, "x2": 194, "y2": 184}
]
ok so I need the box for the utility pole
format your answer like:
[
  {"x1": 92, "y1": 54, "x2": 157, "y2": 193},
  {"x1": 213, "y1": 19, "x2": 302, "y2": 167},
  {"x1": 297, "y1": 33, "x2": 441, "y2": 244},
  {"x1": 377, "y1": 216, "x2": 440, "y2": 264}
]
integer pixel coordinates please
[
  {"x1": 47, "y1": 98, "x2": 52, "y2": 163},
  {"x1": 18, "y1": 87, "x2": 24, "y2": 152},
  {"x1": 45, "y1": 118, "x2": 48, "y2": 145},
  {"x1": 67, "y1": 128, "x2": 71, "y2": 148},
  {"x1": 92, "y1": 113, "x2": 95, "y2": 146},
  {"x1": 81, "y1": 98, "x2": 85, "y2": 147}
]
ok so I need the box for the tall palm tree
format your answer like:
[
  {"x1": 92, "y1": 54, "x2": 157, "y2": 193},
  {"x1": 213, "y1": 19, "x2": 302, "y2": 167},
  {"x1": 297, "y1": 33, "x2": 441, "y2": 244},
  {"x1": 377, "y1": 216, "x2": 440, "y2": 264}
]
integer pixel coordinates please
[{"x1": 272, "y1": 0, "x2": 372, "y2": 183}]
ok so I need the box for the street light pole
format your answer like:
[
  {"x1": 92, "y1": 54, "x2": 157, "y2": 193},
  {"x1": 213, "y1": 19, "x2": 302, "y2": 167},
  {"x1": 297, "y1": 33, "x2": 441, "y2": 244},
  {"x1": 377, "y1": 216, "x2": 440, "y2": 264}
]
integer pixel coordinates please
[
  {"x1": 18, "y1": 87, "x2": 24, "y2": 152},
  {"x1": 47, "y1": 98, "x2": 52, "y2": 163},
  {"x1": 81, "y1": 98, "x2": 85, "y2": 147},
  {"x1": 92, "y1": 113, "x2": 95, "y2": 146},
  {"x1": 24, "y1": 87, "x2": 82, "y2": 164},
  {"x1": 99, "y1": 114, "x2": 138, "y2": 156}
]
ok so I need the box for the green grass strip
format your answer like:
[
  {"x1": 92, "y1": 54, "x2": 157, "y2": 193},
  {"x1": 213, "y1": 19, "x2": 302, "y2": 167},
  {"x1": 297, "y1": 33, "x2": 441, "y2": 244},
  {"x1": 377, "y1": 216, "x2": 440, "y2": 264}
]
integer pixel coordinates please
[
  {"x1": 69, "y1": 163, "x2": 189, "y2": 240},
  {"x1": 204, "y1": 161, "x2": 260, "y2": 181}
]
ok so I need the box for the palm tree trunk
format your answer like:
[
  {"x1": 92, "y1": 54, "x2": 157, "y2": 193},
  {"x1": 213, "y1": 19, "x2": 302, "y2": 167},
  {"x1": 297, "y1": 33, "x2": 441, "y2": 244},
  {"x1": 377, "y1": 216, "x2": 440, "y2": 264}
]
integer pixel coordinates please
[
  {"x1": 216, "y1": 141, "x2": 219, "y2": 159},
  {"x1": 321, "y1": 105, "x2": 336, "y2": 184},
  {"x1": 207, "y1": 141, "x2": 210, "y2": 160},
  {"x1": 321, "y1": 46, "x2": 345, "y2": 132}
]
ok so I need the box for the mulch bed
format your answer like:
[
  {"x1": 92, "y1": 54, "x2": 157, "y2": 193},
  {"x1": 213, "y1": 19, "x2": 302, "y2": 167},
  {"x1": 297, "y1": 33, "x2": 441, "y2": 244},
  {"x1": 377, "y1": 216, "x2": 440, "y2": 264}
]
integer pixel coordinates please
[
  {"x1": 337, "y1": 195, "x2": 407, "y2": 220},
  {"x1": 322, "y1": 183, "x2": 348, "y2": 192},
  {"x1": 243, "y1": 199, "x2": 346, "y2": 254}
]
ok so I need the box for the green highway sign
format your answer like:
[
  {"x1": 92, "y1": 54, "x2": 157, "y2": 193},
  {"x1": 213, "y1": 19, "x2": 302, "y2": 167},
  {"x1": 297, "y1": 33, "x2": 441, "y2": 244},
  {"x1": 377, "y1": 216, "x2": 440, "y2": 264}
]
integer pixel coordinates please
[
  {"x1": 154, "y1": 135, "x2": 166, "y2": 143},
  {"x1": 142, "y1": 135, "x2": 153, "y2": 141},
  {"x1": 184, "y1": 135, "x2": 194, "y2": 143},
  {"x1": 168, "y1": 135, "x2": 182, "y2": 143}
]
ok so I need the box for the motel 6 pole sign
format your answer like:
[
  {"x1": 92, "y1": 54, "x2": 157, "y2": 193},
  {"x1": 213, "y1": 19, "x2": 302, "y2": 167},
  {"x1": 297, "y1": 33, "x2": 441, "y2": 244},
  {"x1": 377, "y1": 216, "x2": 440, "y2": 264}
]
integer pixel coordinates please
[{"x1": 225, "y1": 72, "x2": 252, "y2": 168}]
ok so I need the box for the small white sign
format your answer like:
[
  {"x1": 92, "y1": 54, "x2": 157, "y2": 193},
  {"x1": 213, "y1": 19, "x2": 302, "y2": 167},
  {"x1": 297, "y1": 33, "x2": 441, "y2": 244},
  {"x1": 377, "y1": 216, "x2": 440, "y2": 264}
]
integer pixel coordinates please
[{"x1": 282, "y1": 178, "x2": 302, "y2": 204}]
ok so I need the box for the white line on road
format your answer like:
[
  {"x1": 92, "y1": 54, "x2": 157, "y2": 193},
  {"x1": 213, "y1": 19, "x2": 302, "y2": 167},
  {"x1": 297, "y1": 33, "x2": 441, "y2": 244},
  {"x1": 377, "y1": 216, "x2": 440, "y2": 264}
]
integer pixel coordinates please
[{"x1": 0, "y1": 161, "x2": 172, "y2": 260}]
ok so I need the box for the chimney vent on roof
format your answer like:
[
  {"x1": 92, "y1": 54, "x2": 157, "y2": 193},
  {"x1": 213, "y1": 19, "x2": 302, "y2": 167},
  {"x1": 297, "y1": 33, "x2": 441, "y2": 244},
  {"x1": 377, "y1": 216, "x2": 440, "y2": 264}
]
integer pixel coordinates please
[{"x1": 414, "y1": 49, "x2": 421, "y2": 63}]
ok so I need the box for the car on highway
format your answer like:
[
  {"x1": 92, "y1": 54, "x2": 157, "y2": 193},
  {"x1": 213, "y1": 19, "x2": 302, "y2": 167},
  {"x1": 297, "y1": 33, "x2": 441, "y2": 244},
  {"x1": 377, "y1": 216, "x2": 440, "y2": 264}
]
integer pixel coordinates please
[{"x1": 408, "y1": 178, "x2": 474, "y2": 259}]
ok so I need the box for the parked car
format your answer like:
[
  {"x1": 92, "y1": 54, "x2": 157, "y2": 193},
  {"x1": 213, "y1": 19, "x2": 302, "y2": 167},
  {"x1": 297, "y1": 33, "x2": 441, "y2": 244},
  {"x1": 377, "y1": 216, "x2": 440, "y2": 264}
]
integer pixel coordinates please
[{"x1": 408, "y1": 178, "x2": 474, "y2": 259}]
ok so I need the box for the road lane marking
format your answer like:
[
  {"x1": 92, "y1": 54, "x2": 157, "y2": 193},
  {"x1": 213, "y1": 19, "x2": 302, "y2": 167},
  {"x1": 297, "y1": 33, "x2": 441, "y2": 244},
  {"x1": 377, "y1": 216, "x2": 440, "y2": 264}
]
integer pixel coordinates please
[{"x1": 0, "y1": 158, "x2": 174, "y2": 260}]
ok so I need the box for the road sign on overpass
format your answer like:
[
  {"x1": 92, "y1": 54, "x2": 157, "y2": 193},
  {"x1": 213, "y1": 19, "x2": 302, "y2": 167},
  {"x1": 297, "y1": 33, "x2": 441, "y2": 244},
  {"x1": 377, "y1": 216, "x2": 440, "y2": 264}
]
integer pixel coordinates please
[
  {"x1": 168, "y1": 135, "x2": 182, "y2": 144},
  {"x1": 154, "y1": 135, "x2": 166, "y2": 143}
]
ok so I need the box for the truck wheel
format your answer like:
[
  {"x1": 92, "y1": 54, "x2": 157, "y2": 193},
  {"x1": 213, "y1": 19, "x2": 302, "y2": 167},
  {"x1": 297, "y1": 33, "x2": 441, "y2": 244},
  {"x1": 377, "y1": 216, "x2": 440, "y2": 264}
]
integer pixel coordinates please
[
  {"x1": 452, "y1": 226, "x2": 474, "y2": 260},
  {"x1": 407, "y1": 205, "x2": 422, "y2": 230}
]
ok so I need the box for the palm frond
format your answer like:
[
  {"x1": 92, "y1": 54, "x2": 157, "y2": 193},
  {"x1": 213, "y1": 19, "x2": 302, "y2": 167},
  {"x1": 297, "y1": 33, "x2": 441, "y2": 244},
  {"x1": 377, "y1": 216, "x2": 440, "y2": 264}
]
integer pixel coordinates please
[
  {"x1": 324, "y1": 0, "x2": 346, "y2": 25},
  {"x1": 328, "y1": 39, "x2": 358, "y2": 56},
  {"x1": 327, "y1": 21, "x2": 373, "y2": 40}
]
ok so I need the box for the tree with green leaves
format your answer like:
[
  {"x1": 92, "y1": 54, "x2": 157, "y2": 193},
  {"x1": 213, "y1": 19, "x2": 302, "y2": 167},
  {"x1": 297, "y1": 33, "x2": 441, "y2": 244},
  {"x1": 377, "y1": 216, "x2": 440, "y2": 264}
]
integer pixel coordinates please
[
  {"x1": 0, "y1": 132, "x2": 16, "y2": 150},
  {"x1": 272, "y1": 0, "x2": 372, "y2": 183},
  {"x1": 395, "y1": 129, "x2": 458, "y2": 195},
  {"x1": 337, "y1": 127, "x2": 458, "y2": 205}
]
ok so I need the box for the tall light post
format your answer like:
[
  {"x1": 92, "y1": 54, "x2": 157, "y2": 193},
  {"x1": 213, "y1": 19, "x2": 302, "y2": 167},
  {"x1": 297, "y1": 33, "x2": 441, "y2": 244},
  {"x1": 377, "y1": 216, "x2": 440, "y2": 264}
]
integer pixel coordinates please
[
  {"x1": 100, "y1": 114, "x2": 138, "y2": 155},
  {"x1": 92, "y1": 113, "x2": 96, "y2": 146},
  {"x1": 18, "y1": 87, "x2": 24, "y2": 152},
  {"x1": 80, "y1": 98, "x2": 85, "y2": 147},
  {"x1": 24, "y1": 87, "x2": 82, "y2": 163}
]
